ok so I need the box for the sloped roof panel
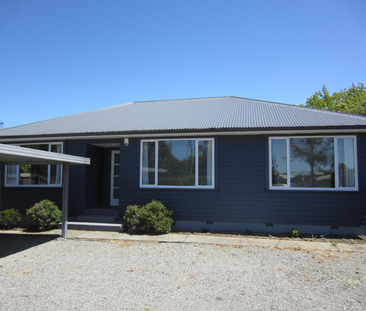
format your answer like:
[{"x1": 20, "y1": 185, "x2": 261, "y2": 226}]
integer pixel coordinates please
[{"x1": 1, "y1": 96, "x2": 366, "y2": 137}]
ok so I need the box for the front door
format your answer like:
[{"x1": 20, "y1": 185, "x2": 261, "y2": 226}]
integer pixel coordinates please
[{"x1": 110, "y1": 150, "x2": 120, "y2": 206}]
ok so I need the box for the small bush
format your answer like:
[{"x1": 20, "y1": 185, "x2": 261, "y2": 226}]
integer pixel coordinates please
[
  {"x1": 124, "y1": 200, "x2": 174, "y2": 235},
  {"x1": 290, "y1": 228, "x2": 300, "y2": 238},
  {"x1": 246, "y1": 229, "x2": 253, "y2": 235},
  {"x1": 201, "y1": 228, "x2": 209, "y2": 233},
  {"x1": 0, "y1": 208, "x2": 21, "y2": 229},
  {"x1": 26, "y1": 200, "x2": 62, "y2": 231}
]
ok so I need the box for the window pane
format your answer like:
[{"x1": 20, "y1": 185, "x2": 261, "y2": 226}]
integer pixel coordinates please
[
  {"x1": 21, "y1": 144, "x2": 48, "y2": 151},
  {"x1": 198, "y1": 141, "x2": 213, "y2": 185},
  {"x1": 114, "y1": 165, "x2": 119, "y2": 175},
  {"x1": 6, "y1": 165, "x2": 17, "y2": 184},
  {"x1": 50, "y1": 145, "x2": 62, "y2": 184},
  {"x1": 113, "y1": 188, "x2": 119, "y2": 199},
  {"x1": 271, "y1": 139, "x2": 287, "y2": 186},
  {"x1": 19, "y1": 165, "x2": 48, "y2": 185},
  {"x1": 50, "y1": 165, "x2": 61, "y2": 184},
  {"x1": 290, "y1": 138, "x2": 334, "y2": 188},
  {"x1": 142, "y1": 142, "x2": 155, "y2": 185},
  {"x1": 51, "y1": 144, "x2": 61, "y2": 153},
  {"x1": 114, "y1": 153, "x2": 120, "y2": 164},
  {"x1": 338, "y1": 138, "x2": 355, "y2": 187},
  {"x1": 158, "y1": 140, "x2": 195, "y2": 186}
]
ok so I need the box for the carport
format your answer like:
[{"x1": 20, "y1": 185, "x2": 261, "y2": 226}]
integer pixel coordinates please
[{"x1": 0, "y1": 143, "x2": 90, "y2": 238}]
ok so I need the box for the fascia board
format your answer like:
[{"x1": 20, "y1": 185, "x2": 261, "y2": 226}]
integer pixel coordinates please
[{"x1": 0, "y1": 128, "x2": 366, "y2": 143}]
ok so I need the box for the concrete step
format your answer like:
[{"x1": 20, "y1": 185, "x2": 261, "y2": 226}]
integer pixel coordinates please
[
  {"x1": 84, "y1": 208, "x2": 119, "y2": 216},
  {"x1": 77, "y1": 214, "x2": 121, "y2": 223},
  {"x1": 58, "y1": 222, "x2": 123, "y2": 232}
]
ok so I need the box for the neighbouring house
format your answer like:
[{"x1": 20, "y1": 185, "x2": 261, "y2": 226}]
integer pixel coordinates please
[{"x1": 0, "y1": 96, "x2": 365, "y2": 234}]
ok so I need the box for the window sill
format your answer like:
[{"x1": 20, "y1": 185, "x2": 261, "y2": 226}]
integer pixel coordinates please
[
  {"x1": 137, "y1": 187, "x2": 219, "y2": 191},
  {"x1": 4, "y1": 185, "x2": 62, "y2": 188},
  {"x1": 266, "y1": 188, "x2": 360, "y2": 194}
]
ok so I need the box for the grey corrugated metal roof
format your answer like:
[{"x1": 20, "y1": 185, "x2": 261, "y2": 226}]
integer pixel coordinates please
[{"x1": 1, "y1": 96, "x2": 366, "y2": 137}]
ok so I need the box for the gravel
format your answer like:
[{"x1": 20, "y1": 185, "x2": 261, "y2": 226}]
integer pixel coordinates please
[{"x1": 0, "y1": 234, "x2": 365, "y2": 310}]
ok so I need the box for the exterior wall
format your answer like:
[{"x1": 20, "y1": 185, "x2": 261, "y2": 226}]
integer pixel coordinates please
[
  {"x1": 1, "y1": 133, "x2": 365, "y2": 232},
  {"x1": 0, "y1": 187, "x2": 62, "y2": 214},
  {"x1": 118, "y1": 134, "x2": 366, "y2": 229},
  {"x1": 66, "y1": 140, "x2": 88, "y2": 216}
]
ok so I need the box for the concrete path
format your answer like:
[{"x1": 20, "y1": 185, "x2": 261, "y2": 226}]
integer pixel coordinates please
[{"x1": 2, "y1": 228, "x2": 366, "y2": 253}]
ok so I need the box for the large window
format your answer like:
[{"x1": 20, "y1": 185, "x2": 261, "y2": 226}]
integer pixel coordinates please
[
  {"x1": 269, "y1": 136, "x2": 358, "y2": 191},
  {"x1": 5, "y1": 143, "x2": 63, "y2": 187},
  {"x1": 140, "y1": 138, "x2": 214, "y2": 188}
]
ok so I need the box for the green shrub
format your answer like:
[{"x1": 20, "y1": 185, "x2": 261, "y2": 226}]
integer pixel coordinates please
[
  {"x1": 290, "y1": 228, "x2": 300, "y2": 238},
  {"x1": 26, "y1": 200, "x2": 62, "y2": 231},
  {"x1": 201, "y1": 228, "x2": 209, "y2": 233},
  {"x1": 124, "y1": 200, "x2": 174, "y2": 235},
  {"x1": 0, "y1": 208, "x2": 21, "y2": 229}
]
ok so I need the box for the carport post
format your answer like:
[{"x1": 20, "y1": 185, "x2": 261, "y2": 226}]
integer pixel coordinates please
[{"x1": 61, "y1": 163, "x2": 70, "y2": 238}]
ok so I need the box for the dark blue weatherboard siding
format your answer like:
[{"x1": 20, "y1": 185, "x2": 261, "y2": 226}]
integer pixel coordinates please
[
  {"x1": 0, "y1": 187, "x2": 62, "y2": 214},
  {"x1": 85, "y1": 145, "x2": 104, "y2": 209},
  {"x1": 66, "y1": 140, "x2": 88, "y2": 216},
  {"x1": 118, "y1": 135, "x2": 366, "y2": 228}
]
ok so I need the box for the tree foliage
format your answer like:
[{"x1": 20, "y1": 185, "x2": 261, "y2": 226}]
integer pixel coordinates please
[{"x1": 305, "y1": 83, "x2": 366, "y2": 116}]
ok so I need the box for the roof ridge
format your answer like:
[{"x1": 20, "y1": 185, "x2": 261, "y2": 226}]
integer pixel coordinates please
[{"x1": 132, "y1": 96, "x2": 234, "y2": 104}]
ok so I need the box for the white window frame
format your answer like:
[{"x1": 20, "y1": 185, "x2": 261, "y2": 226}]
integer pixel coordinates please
[
  {"x1": 269, "y1": 135, "x2": 358, "y2": 191},
  {"x1": 140, "y1": 138, "x2": 215, "y2": 189},
  {"x1": 4, "y1": 142, "x2": 64, "y2": 187}
]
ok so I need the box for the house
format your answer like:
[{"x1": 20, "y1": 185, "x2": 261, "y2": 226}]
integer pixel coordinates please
[{"x1": 1, "y1": 96, "x2": 365, "y2": 235}]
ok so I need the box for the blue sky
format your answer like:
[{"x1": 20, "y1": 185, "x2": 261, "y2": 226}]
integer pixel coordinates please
[{"x1": 1, "y1": 0, "x2": 365, "y2": 128}]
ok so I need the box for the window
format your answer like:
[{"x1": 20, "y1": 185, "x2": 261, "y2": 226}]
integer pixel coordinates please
[
  {"x1": 5, "y1": 142, "x2": 63, "y2": 187},
  {"x1": 140, "y1": 138, "x2": 214, "y2": 188},
  {"x1": 269, "y1": 136, "x2": 358, "y2": 191}
]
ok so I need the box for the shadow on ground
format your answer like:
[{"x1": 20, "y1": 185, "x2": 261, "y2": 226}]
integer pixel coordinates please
[{"x1": 0, "y1": 233, "x2": 59, "y2": 258}]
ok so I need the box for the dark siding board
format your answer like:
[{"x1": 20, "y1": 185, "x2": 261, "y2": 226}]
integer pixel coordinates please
[
  {"x1": 1, "y1": 188, "x2": 62, "y2": 214},
  {"x1": 66, "y1": 141, "x2": 87, "y2": 215},
  {"x1": 118, "y1": 134, "x2": 366, "y2": 228},
  {"x1": 85, "y1": 145, "x2": 104, "y2": 209}
]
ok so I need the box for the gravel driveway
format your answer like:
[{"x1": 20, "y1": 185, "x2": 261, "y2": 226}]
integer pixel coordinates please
[{"x1": 0, "y1": 234, "x2": 365, "y2": 310}]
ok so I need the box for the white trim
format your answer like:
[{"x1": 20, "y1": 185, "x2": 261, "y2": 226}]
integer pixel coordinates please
[
  {"x1": 0, "y1": 128, "x2": 365, "y2": 143},
  {"x1": 269, "y1": 135, "x2": 358, "y2": 191},
  {"x1": 140, "y1": 138, "x2": 215, "y2": 189},
  {"x1": 110, "y1": 150, "x2": 120, "y2": 206}
]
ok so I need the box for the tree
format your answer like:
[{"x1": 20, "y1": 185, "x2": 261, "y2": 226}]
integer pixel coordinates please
[{"x1": 305, "y1": 82, "x2": 366, "y2": 116}]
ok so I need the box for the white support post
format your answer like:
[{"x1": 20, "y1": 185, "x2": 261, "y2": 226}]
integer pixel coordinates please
[{"x1": 61, "y1": 163, "x2": 70, "y2": 238}]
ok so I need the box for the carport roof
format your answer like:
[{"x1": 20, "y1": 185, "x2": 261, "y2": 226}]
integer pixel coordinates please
[{"x1": 0, "y1": 143, "x2": 90, "y2": 165}]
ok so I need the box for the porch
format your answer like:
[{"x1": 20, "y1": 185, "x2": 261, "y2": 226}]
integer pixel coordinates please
[{"x1": 60, "y1": 208, "x2": 124, "y2": 232}]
